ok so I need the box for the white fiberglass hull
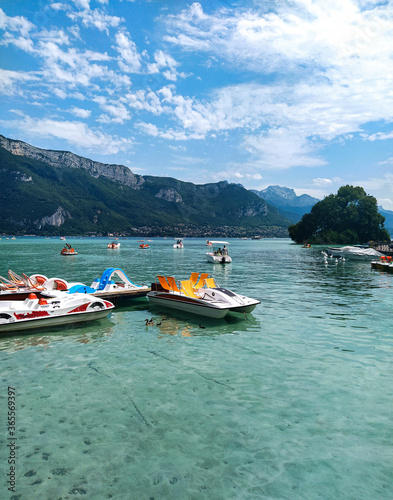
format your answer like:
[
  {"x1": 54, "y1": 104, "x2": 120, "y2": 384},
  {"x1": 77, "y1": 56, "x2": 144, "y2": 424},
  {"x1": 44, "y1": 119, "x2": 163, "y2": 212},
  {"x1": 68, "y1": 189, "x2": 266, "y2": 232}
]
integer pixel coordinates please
[
  {"x1": 0, "y1": 295, "x2": 114, "y2": 333},
  {"x1": 0, "y1": 308, "x2": 111, "y2": 332},
  {"x1": 206, "y1": 253, "x2": 232, "y2": 263},
  {"x1": 147, "y1": 292, "x2": 230, "y2": 318}
]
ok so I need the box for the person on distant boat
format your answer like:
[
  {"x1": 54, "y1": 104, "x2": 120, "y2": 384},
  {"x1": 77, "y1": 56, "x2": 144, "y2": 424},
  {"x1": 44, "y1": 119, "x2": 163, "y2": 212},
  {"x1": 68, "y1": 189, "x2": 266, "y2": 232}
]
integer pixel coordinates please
[
  {"x1": 217, "y1": 247, "x2": 222, "y2": 255},
  {"x1": 222, "y1": 245, "x2": 227, "y2": 256}
]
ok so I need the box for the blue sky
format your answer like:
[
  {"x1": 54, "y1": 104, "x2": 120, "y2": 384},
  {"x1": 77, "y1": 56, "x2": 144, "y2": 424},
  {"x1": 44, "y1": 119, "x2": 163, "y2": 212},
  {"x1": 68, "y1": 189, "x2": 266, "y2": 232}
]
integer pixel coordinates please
[{"x1": 2, "y1": 0, "x2": 393, "y2": 208}]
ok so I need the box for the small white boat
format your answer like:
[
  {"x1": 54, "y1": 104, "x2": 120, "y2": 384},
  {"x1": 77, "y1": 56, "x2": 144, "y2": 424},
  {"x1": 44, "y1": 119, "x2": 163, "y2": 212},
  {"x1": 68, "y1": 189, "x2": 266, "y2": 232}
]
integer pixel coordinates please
[
  {"x1": 173, "y1": 238, "x2": 184, "y2": 249},
  {"x1": 147, "y1": 273, "x2": 259, "y2": 318},
  {"x1": 206, "y1": 241, "x2": 231, "y2": 263},
  {"x1": 0, "y1": 293, "x2": 114, "y2": 333}
]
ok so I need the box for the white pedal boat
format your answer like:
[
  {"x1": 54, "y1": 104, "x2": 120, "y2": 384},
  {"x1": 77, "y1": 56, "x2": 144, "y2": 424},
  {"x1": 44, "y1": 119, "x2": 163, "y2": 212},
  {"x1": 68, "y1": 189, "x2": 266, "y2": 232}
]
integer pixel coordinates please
[
  {"x1": 147, "y1": 274, "x2": 260, "y2": 319},
  {"x1": 0, "y1": 293, "x2": 114, "y2": 333}
]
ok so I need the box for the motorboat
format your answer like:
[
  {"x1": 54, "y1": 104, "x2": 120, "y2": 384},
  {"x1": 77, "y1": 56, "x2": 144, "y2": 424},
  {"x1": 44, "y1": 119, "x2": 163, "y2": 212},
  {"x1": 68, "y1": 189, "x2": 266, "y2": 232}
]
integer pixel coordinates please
[
  {"x1": 140, "y1": 243, "x2": 149, "y2": 249},
  {"x1": 206, "y1": 241, "x2": 231, "y2": 263},
  {"x1": 107, "y1": 241, "x2": 121, "y2": 249},
  {"x1": 371, "y1": 255, "x2": 393, "y2": 272},
  {"x1": 147, "y1": 273, "x2": 260, "y2": 318},
  {"x1": 61, "y1": 243, "x2": 77, "y2": 255},
  {"x1": 0, "y1": 292, "x2": 114, "y2": 333},
  {"x1": 67, "y1": 268, "x2": 150, "y2": 297},
  {"x1": 173, "y1": 238, "x2": 184, "y2": 249},
  {"x1": 326, "y1": 246, "x2": 383, "y2": 261}
]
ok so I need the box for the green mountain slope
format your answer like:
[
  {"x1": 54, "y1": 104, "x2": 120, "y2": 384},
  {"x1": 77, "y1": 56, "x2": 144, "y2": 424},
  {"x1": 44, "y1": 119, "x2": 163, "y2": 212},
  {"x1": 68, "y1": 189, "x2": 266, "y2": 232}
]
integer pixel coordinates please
[{"x1": 0, "y1": 139, "x2": 290, "y2": 237}]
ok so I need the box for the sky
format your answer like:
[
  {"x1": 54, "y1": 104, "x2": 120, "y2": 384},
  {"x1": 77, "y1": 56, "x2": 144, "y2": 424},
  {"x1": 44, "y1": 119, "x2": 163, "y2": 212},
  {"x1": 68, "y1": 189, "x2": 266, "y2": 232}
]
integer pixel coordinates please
[{"x1": 2, "y1": 0, "x2": 393, "y2": 208}]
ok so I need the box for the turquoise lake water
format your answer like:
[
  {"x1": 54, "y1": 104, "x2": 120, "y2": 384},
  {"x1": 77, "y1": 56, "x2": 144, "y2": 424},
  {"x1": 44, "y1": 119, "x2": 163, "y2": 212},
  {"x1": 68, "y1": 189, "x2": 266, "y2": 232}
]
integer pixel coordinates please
[{"x1": 0, "y1": 237, "x2": 392, "y2": 499}]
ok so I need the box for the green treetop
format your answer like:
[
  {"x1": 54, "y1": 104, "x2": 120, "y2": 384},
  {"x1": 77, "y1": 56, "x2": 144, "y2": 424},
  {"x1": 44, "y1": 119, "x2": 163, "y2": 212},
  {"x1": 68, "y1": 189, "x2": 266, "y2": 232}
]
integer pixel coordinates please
[{"x1": 288, "y1": 185, "x2": 390, "y2": 244}]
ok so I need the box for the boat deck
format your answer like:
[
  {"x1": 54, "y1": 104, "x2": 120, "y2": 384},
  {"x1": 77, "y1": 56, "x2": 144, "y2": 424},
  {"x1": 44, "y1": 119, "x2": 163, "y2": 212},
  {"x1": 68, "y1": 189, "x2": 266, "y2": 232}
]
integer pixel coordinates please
[{"x1": 91, "y1": 288, "x2": 150, "y2": 303}]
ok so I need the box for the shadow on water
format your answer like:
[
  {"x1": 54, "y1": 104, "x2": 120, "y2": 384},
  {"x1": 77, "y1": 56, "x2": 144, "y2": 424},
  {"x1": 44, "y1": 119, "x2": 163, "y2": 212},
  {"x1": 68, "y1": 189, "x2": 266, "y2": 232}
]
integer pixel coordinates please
[
  {"x1": 0, "y1": 317, "x2": 115, "y2": 352},
  {"x1": 144, "y1": 304, "x2": 261, "y2": 339}
]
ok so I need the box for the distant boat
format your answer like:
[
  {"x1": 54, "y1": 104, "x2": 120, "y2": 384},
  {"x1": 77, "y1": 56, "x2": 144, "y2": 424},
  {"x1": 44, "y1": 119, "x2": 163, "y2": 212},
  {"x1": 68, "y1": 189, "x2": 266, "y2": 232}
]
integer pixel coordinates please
[
  {"x1": 61, "y1": 243, "x2": 77, "y2": 255},
  {"x1": 173, "y1": 238, "x2": 184, "y2": 249},
  {"x1": 107, "y1": 241, "x2": 120, "y2": 249},
  {"x1": 206, "y1": 241, "x2": 231, "y2": 264}
]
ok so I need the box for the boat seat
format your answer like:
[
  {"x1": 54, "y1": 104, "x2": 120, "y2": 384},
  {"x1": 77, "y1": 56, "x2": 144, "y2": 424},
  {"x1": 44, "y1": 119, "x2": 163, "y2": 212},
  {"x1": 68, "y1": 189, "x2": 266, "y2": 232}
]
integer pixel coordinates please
[
  {"x1": 194, "y1": 273, "x2": 209, "y2": 289},
  {"x1": 157, "y1": 275, "x2": 172, "y2": 291},
  {"x1": 189, "y1": 272, "x2": 199, "y2": 286},
  {"x1": 204, "y1": 277, "x2": 217, "y2": 288},
  {"x1": 167, "y1": 276, "x2": 181, "y2": 292},
  {"x1": 180, "y1": 280, "x2": 202, "y2": 299}
]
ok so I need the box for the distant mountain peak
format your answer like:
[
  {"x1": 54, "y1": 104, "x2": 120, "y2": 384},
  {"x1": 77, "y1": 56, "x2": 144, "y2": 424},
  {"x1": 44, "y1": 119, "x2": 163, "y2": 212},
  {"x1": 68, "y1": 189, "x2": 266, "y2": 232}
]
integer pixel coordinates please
[{"x1": 252, "y1": 185, "x2": 319, "y2": 208}]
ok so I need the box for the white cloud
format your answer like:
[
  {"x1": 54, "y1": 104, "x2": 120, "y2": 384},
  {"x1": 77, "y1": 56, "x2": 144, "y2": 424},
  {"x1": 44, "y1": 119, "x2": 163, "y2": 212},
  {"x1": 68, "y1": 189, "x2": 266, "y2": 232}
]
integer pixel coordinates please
[
  {"x1": 114, "y1": 31, "x2": 141, "y2": 73},
  {"x1": 0, "y1": 8, "x2": 34, "y2": 36},
  {"x1": 94, "y1": 95, "x2": 130, "y2": 123},
  {"x1": 69, "y1": 106, "x2": 91, "y2": 118},
  {"x1": 1, "y1": 114, "x2": 132, "y2": 154},
  {"x1": 0, "y1": 69, "x2": 38, "y2": 95},
  {"x1": 365, "y1": 131, "x2": 393, "y2": 142},
  {"x1": 67, "y1": 4, "x2": 122, "y2": 33},
  {"x1": 312, "y1": 178, "x2": 333, "y2": 186},
  {"x1": 147, "y1": 50, "x2": 186, "y2": 81},
  {"x1": 160, "y1": 1, "x2": 393, "y2": 169}
]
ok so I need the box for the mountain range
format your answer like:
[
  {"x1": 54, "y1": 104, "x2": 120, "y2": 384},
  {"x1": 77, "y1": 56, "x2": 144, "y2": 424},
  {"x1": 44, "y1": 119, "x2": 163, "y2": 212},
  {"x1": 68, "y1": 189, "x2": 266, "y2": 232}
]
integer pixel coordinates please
[
  {"x1": 251, "y1": 186, "x2": 320, "y2": 223},
  {"x1": 3, "y1": 134, "x2": 390, "y2": 237},
  {"x1": 0, "y1": 134, "x2": 290, "y2": 237}
]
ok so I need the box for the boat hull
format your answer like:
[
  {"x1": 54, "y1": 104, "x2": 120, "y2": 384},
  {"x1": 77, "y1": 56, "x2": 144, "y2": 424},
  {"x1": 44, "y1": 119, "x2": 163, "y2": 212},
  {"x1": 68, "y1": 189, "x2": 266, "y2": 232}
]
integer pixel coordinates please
[
  {"x1": 206, "y1": 253, "x2": 232, "y2": 264},
  {"x1": 0, "y1": 308, "x2": 111, "y2": 333},
  {"x1": 147, "y1": 292, "x2": 229, "y2": 318}
]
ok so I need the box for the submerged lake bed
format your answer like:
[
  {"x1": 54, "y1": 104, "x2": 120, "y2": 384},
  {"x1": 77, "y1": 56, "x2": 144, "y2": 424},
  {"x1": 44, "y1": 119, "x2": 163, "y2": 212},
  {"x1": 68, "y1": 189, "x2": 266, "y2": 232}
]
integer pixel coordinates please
[{"x1": 1, "y1": 237, "x2": 392, "y2": 499}]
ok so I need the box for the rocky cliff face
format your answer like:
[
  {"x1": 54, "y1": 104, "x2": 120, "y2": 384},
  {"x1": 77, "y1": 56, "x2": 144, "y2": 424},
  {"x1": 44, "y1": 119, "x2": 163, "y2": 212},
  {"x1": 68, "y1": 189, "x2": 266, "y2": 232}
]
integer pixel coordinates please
[
  {"x1": 155, "y1": 188, "x2": 183, "y2": 203},
  {"x1": 0, "y1": 135, "x2": 144, "y2": 189},
  {"x1": 35, "y1": 207, "x2": 71, "y2": 228}
]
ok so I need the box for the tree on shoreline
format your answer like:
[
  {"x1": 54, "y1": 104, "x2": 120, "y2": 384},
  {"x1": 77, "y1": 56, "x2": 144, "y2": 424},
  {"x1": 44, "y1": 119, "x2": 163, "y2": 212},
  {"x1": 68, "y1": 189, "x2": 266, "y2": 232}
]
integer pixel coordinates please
[{"x1": 288, "y1": 185, "x2": 390, "y2": 244}]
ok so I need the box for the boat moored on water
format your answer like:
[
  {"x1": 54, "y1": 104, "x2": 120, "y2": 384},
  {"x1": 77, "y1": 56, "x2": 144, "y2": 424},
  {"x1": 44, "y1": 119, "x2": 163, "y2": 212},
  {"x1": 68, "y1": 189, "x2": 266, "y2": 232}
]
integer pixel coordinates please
[
  {"x1": 67, "y1": 268, "x2": 150, "y2": 299},
  {"x1": 147, "y1": 273, "x2": 260, "y2": 318},
  {"x1": 371, "y1": 255, "x2": 393, "y2": 272},
  {"x1": 173, "y1": 238, "x2": 184, "y2": 249},
  {"x1": 61, "y1": 243, "x2": 77, "y2": 255},
  {"x1": 326, "y1": 246, "x2": 383, "y2": 261},
  {"x1": 107, "y1": 241, "x2": 121, "y2": 249},
  {"x1": 1, "y1": 268, "x2": 150, "y2": 303},
  {"x1": 206, "y1": 241, "x2": 231, "y2": 263},
  {"x1": 0, "y1": 293, "x2": 114, "y2": 333}
]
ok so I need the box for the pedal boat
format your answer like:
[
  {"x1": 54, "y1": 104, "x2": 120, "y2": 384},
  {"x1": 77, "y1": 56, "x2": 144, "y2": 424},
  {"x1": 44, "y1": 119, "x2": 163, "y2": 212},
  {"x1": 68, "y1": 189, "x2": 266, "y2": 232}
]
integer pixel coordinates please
[
  {"x1": 66, "y1": 268, "x2": 150, "y2": 298},
  {"x1": 206, "y1": 241, "x2": 232, "y2": 263},
  {"x1": 107, "y1": 241, "x2": 121, "y2": 249},
  {"x1": 61, "y1": 243, "x2": 77, "y2": 255},
  {"x1": 0, "y1": 293, "x2": 114, "y2": 333},
  {"x1": 147, "y1": 273, "x2": 260, "y2": 318}
]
